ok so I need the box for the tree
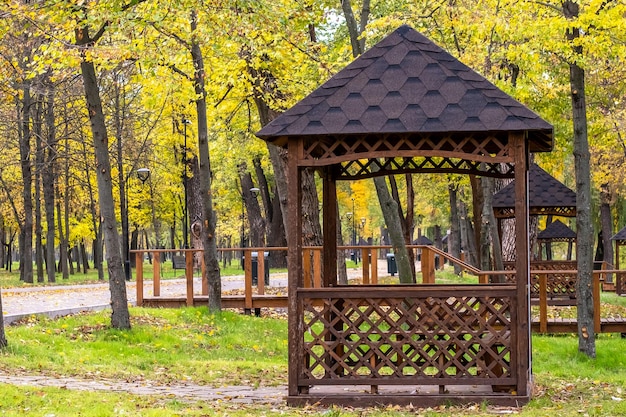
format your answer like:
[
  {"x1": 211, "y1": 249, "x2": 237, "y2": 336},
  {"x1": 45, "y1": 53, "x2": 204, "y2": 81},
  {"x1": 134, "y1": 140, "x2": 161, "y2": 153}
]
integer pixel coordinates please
[
  {"x1": 72, "y1": 3, "x2": 141, "y2": 329},
  {"x1": 340, "y1": 0, "x2": 414, "y2": 283},
  {"x1": 562, "y1": 0, "x2": 595, "y2": 357}
]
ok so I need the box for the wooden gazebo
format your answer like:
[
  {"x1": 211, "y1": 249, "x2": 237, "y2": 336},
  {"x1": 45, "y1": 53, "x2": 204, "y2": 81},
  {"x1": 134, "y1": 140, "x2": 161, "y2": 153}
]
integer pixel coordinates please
[
  {"x1": 256, "y1": 26, "x2": 553, "y2": 407},
  {"x1": 536, "y1": 219, "x2": 576, "y2": 261},
  {"x1": 492, "y1": 163, "x2": 577, "y2": 220},
  {"x1": 611, "y1": 227, "x2": 626, "y2": 295}
]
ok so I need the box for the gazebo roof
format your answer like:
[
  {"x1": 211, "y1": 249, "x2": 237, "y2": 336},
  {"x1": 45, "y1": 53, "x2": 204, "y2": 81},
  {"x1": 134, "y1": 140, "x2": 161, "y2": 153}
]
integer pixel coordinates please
[
  {"x1": 413, "y1": 235, "x2": 433, "y2": 245},
  {"x1": 492, "y1": 164, "x2": 577, "y2": 218},
  {"x1": 257, "y1": 25, "x2": 553, "y2": 153},
  {"x1": 537, "y1": 220, "x2": 576, "y2": 242},
  {"x1": 611, "y1": 226, "x2": 626, "y2": 242}
]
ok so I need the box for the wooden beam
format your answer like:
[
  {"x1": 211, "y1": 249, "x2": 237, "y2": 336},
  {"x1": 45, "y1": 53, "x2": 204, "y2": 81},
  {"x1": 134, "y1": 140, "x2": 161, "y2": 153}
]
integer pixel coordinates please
[{"x1": 512, "y1": 131, "x2": 530, "y2": 397}]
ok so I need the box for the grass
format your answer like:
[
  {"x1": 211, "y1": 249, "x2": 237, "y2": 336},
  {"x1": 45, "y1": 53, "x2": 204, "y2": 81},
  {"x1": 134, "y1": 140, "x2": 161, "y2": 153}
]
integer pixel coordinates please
[{"x1": 1, "y1": 306, "x2": 626, "y2": 416}]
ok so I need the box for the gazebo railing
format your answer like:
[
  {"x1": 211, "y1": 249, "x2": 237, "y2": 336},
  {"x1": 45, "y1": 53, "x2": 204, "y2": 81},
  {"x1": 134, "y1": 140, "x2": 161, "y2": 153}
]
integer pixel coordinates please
[{"x1": 297, "y1": 285, "x2": 517, "y2": 394}]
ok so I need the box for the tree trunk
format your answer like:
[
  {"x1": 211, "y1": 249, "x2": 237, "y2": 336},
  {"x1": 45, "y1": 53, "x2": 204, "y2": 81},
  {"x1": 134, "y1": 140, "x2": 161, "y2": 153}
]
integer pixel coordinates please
[
  {"x1": 43, "y1": 83, "x2": 57, "y2": 283},
  {"x1": 18, "y1": 83, "x2": 34, "y2": 284},
  {"x1": 564, "y1": 0, "x2": 595, "y2": 358},
  {"x1": 189, "y1": 10, "x2": 222, "y2": 312},
  {"x1": 448, "y1": 183, "x2": 462, "y2": 274},
  {"x1": 77, "y1": 26, "x2": 130, "y2": 329},
  {"x1": 374, "y1": 176, "x2": 413, "y2": 283},
  {"x1": 34, "y1": 96, "x2": 45, "y2": 283}
]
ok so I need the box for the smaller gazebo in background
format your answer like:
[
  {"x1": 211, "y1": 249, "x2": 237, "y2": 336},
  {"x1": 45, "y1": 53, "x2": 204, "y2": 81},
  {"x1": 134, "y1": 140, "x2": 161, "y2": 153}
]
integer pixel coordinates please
[
  {"x1": 492, "y1": 163, "x2": 577, "y2": 222},
  {"x1": 610, "y1": 227, "x2": 626, "y2": 295},
  {"x1": 536, "y1": 219, "x2": 576, "y2": 261}
]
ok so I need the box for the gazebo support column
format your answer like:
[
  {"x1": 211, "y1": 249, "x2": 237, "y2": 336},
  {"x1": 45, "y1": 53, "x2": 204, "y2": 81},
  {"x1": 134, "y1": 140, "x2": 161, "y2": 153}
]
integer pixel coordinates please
[
  {"x1": 287, "y1": 140, "x2": 304, "y2": 397},
  {"x1": 512, "y1": 132, "x2": 531, "y2": 397},
  {"x1": 322, "y1": 167, "x2": 338, "y2": 287}
]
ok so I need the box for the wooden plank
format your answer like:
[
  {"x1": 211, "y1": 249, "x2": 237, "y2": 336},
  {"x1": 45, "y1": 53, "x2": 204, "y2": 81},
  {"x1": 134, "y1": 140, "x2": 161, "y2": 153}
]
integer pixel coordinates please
[
  {"x1": 185, "y1": 251, "x2": 193, "y2": 306},
  {"x1": 303, "y1": 249, "x2": 311, "y2": 288},
  {"x1": 371, "y1": 248, "x2": 378, "y2": 284},
  {"x1": 539, "y1": 274, "x2": 547, "y2": 333},
  {"x1": 244, "y1": 249, "x2": 253, "y2": 310},
  {"x1": 135, "y1": 251, "x2": 144, "y2": 307},
  {"x1": 153, "y1": 253, "x2": 161, "y2": 297},
  {"x1": 362, "y1": 248, "x2": 370, "y2": 284},
  {"x1": 313, "y1": 249, "x2": 321, "y2": 288}
]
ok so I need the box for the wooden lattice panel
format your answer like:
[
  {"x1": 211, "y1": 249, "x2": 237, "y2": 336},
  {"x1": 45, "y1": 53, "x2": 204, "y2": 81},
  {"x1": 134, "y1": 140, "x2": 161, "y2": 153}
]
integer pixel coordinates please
[
  {"x1": 503, "y1": 261, "x2": 577, "y2": 301},
  {"x1": 337, "y1": 156, "x2": 514, "y2": 180},
  {"x1": 302, "y1": 133, "x2": 512, "y2": 161},
  {"x1": 297, "y1": 285, "x2": 517, "y2": 390}
]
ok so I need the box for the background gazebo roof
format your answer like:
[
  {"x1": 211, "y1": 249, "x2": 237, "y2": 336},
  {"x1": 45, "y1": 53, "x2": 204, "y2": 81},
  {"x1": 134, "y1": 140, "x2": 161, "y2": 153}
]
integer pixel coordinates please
[
  {"x1": 413, "y1": 235, "x2": 433, "y2": 245},
  {"x1": 257, "y1": 25, "x2": 553, "y2": 152},
  {"x1": 537, "y1": 220, "x2": 576, "y2": 242},
  {"x1": 611, "y1": 226, "x2": 626, "y2": 242},
  {"x1": 492, "y1": 164, "x2": 577, "y2": 218}
]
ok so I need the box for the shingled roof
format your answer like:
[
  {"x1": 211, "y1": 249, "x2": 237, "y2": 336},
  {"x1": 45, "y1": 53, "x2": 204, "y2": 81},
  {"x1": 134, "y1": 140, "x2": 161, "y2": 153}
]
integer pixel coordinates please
[
  {"x1": 537, "y1": 220, "x2": 576, "y2": 242},
  {"x1": 492, "y1": 164, "x2": 577, "y2": 218},
  {"x1": 257, "y1": 25, "x2": 553, "y2": 152},
  {"x1": 611, "y1": 226, "x2": 626, "y2": 242}
]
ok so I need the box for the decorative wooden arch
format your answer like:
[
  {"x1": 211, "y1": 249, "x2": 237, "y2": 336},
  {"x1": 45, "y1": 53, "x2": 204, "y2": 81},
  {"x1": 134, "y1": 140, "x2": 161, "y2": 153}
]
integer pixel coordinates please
[{"x1": 257, "y1": 26, "x2": 553, "y2": 407}]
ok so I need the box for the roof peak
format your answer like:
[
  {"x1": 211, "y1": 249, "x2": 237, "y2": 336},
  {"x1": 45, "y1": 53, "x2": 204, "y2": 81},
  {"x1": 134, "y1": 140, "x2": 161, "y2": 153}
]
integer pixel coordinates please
[{"x1": 257, "y1": 25, "x2": 552, "y2": 151}]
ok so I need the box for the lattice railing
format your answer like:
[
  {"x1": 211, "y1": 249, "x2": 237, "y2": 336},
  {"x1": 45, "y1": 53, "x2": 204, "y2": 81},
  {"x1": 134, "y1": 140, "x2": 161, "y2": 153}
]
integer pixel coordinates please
[
  {"x1": 503, "y1": 261, "x2": 577, "y2": 301},
  {"x1": 297, "y1": 285, "x2": 517, "y2": 390}
]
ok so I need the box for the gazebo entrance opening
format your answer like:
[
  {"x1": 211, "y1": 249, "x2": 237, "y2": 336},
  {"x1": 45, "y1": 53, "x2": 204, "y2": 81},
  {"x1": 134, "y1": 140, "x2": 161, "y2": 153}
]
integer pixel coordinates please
[{"x1": 257, "y1": 25, "x2": 553, "y2": 407}]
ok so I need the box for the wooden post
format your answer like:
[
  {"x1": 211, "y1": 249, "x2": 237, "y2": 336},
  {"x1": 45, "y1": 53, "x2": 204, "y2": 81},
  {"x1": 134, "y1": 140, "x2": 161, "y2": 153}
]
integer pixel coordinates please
[
  {"x1": 421, "y1": 247, "x2": 435, "y2": 283},
  {"x1": 539, "y1": 274, "x2": 548, "y2": 333},
  {"x1": 244, "y1": 249, "x2": 253, "y2": 314},
  {"x1": 153, "y1": 251, "x2": 161, "y2": 297},
  {"x1": 512, "y1": 132, "x2": 531, "y2": 397},
  {"x1": 593, "y1": 273, "x2": 601, "y2": 332},
  {"x1": 201, "y1": 255, "x2": 208, "y2": 295},
  {"x1": 371, "y1": 248, "x2": 378, "y2": 284},
  {"x1": 303, "y1": 250, "x2": 311, "y2": 288},
  {"x1": 322, "y1": 168, "x2": 338, "y2": 287},
  {"x1": 185, "y1": 250, "x2": 193, "y2": 306},
  {"x1": 313, "y1": 248, "x2": 321, "y2": 288},
  {"x1": 258, "y1": 251, "x2": 265, "y2": 295},
  {"x1": 135, "y1": 251, "x2": 144, "y2": 307},
  {"x1": 362, "y1": 248, "x2": 370, "y2": 284}
]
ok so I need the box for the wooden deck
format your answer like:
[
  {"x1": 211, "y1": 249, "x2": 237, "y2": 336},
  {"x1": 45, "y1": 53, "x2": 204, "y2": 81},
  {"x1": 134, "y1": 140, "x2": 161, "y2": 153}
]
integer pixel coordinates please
[
  {"x1": 132, "y1": 247, "x2": 626, "y2": 335},
  {"x1": 140, "y1": 293, "x2": 626, "y2": 334}
]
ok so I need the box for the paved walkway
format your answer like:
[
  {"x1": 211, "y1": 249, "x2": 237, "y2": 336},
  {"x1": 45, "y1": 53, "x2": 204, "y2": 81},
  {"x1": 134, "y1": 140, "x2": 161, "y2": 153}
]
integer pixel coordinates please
[
  {"x1": 0, "y1": 264, "x2": 388, "y2": 405},
  {"x1": 0, "y1": 373, "x2": 287, "y2": 405}
]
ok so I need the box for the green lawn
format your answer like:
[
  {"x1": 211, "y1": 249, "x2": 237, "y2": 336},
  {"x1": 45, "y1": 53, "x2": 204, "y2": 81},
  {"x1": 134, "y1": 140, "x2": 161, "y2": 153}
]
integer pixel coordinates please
[{"x1": 1, "y1": 306, "x2": 625, "y2": 416}]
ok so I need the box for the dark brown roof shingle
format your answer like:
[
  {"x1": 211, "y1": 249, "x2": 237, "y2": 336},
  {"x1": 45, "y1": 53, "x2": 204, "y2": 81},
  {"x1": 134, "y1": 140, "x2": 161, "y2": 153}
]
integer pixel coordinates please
[
  {"x1": 257, "y1": 25, "x2": 552, "y2": 151},
  {"x1": 537, "y1": 220, "x2": 576, "y2": 241},
  {"x1": 492, "y1": 164, "x2": 577, "y2": 214}
]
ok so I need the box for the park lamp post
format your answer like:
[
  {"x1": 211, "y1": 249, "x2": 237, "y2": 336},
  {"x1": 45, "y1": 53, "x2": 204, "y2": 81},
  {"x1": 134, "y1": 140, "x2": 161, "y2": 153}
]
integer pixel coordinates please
[{"x1": 123, "y1": 167, "x2": 151, "y2": 282}]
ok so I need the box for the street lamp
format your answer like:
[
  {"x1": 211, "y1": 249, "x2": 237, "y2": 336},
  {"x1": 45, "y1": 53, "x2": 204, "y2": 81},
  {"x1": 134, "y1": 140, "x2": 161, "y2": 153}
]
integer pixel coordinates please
[
  {"x1": 123, "y1": 167, "x2": 152, "y2": 281},
  {"x1": 182, "y1": 118, "x2": 191, "y2": 249},
  {"x1": 137, "y1": 168, "x2": 150, "y2": 184}
]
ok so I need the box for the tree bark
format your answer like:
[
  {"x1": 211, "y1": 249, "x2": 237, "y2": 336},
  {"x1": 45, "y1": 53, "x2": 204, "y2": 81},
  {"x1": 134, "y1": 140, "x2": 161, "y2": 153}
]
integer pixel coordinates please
[
  {"x1": 77, "y1": 24, "x2": 130, "y2": 329},
  {"x1": 18, "y1": 82, "x2": 34, "y2": 284},
  {"x1": 448, "y1": 183, "x2": 462, "y2": 275},
  {"x1": 564, "y1": 0, "x2": 595, "y2": 357},
  {"x1": 189, "y1": 10, "x2": 222, "y2": 312},
  {"x1": 43, "y1": 83, "x2": 57, "y2": 283}
]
